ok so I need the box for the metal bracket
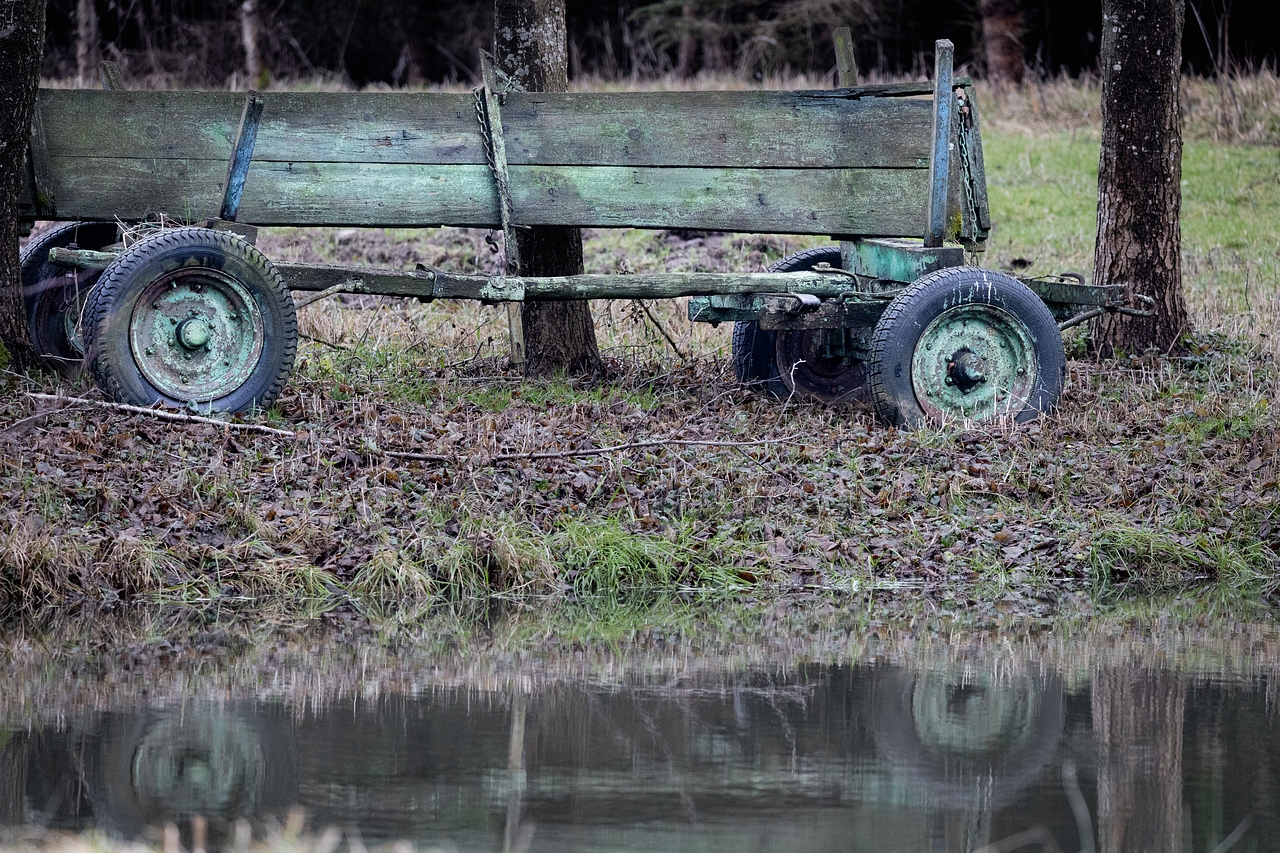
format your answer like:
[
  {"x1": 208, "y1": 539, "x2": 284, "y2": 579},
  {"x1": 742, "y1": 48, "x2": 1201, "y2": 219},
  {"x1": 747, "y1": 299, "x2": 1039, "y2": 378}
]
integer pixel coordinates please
[
  {"x1": 477, "y1": 50, "x2": 526, "y2": 364},
  {"x1": 220, "y1": 91, "x2": 265, "y2": 222},
  {"x1": 924, "y1": 39, "x2": 955, "y2": 248}
]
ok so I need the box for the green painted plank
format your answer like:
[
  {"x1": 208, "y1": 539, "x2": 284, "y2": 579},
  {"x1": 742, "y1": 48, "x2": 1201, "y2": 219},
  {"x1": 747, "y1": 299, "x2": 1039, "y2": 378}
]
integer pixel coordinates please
[
  {"x1": 38, "y1": 88, "x2": 932, "y2": 170},
  {"x1": 48, "y1": 156, "x2": 226, "y2": 221},
  {"x1": 48, "y1": 157, "x2": 927, "y2": 234},
  {"x1": 507, "y1": 165, "x2": 927, "y2": 235},
  {"x1": 39, "y1": 89, "x2": 483, "y2": 165},
  {"x1": 498, "y1": 91, "x2": 931, "y2": 168}
]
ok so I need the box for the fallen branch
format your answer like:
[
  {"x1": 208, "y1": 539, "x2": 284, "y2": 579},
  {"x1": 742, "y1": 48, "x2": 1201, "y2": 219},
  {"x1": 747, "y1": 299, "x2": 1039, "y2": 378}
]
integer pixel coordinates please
[
  {"x1": 25, "y1": 393, "x2": 296, "y2": 437},
  {"x1": 381, "y1": 434, "x2": 801, "y2": 466}
]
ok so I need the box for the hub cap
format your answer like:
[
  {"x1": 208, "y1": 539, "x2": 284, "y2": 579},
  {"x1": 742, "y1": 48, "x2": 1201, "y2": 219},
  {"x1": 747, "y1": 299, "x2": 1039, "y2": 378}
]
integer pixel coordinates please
[
  {"x1": 911, "y1": 304, "x2": 1037, "y2": 422},
  {"x1": 130, "y1": 269, "x2": 263, "y2": 402}
]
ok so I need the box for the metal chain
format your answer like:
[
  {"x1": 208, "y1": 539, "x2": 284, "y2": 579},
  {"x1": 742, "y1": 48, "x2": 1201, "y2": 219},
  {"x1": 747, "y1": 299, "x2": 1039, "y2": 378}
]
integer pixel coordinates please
[
  {"x1": 473, "y1": 88, "x2": 498, "y2": 179},
  {"x1": 955, "y1": 91, "x2": 982, "y2": 245}
]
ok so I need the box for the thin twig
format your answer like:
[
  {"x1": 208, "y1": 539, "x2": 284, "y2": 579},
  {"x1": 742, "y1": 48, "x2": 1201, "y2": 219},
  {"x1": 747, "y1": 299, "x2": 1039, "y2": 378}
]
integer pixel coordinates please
[
  {"x1": 634, "y1": 299, "x2": 688, "y2": 361},
  {"x1": 26, "y1": 393, "x2": 295, "y2": 437},
  {"x1": 381, "y1": 434, "x2": 801, "y2": 466}
]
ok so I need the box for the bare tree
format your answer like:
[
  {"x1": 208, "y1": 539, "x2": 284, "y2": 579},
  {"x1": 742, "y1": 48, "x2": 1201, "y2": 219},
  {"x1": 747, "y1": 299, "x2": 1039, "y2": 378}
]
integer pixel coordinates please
[
  {"x1": 979, "y1": 0, "x2": 1024, "y2": 83},
  {"x1": 76, "y1": 0, "x2": 100, "y2": 86},
  {"x1": 241, "y1": 0, "x2": 265, "y2": 88},
  {"x1": 495, "y1": 0, "x2": 602, "y2": 376},
  {"x1": 0, "y1": 0, "x2": 47, "y2": 370},
  {"x1": 1092, "y1": 0, "x2": 1189, "y2": 357}
]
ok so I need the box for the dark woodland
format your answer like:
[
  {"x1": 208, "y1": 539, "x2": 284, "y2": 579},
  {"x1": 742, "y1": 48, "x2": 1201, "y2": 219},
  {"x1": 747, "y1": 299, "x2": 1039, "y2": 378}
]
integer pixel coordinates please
[{"x1": 39, "y1": 0, "x2": 1273, "y2": 89}]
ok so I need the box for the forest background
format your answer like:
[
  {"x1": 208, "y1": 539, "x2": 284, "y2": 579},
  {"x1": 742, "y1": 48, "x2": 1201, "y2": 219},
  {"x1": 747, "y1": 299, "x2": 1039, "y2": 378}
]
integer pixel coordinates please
[{"x1": 43, "y1": 0, "x2": 1275, "y2": 91}]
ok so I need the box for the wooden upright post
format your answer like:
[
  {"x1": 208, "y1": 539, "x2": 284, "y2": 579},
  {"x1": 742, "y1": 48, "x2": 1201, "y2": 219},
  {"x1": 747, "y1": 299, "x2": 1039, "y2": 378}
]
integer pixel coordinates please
[{"x1": 925, "y1": 39, "x2": 954, "y2": 248}]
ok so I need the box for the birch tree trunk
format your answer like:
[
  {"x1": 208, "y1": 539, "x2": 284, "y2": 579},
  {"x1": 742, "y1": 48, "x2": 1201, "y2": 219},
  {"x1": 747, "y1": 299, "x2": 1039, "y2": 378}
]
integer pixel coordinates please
[
  {"x1": 0, "y1": 0, "x2": 47, "y2": 370},
  {"x1": 495, "y1": 0, "x2": 602, "y2": 377},
  {"x1": 241, "y1": 0, "x2": 264, "y2": 88},
  {"x1": 1091, "y1": 0, "x2": 1189, "y2": 357},
  {"x1": 76, "y1": 0, "x2": 99, "y2": 87},
  {"x1": 979, "y1": 0, "x2": 1024, "y2": 84}
]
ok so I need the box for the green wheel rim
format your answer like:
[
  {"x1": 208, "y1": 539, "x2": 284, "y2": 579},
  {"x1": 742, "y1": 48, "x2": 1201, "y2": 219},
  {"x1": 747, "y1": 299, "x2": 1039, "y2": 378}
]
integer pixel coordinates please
[
  {"x1": 911, "y1": 304, "x2": 1038, "y2": 422},
  {"x1": 129, "y1": 268, "x2": 264, "y2": 402}
]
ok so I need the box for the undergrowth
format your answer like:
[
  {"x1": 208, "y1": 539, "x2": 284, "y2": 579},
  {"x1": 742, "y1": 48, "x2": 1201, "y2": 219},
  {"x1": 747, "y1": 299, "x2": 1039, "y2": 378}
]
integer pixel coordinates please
[{"x1": 3, "y1": 75, "x2": 1278, "y2": 619}]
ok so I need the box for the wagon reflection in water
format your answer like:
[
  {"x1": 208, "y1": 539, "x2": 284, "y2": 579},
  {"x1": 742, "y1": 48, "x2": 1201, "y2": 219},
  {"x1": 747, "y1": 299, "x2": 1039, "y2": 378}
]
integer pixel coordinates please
[{"x1": 12, "y1": 658, "x2": 1276, "y2": 853}]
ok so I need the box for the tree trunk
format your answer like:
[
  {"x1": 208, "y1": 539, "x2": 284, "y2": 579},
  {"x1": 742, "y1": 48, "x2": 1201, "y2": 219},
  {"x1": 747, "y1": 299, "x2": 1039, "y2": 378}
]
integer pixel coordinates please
[
  {"x1": 979, "y1": 0, "x2": 1024, "y2": 84},
  {"x1": 675, "y1": 4, "x2": 697, "y2": 80},
  {"x1": 241, "y1": 0, "x2": 265, "y2": 88},
  {"x1": 495, "y1": 0, "x2": 601, "y2": 377},
  {"x1": 1092, "y1": 668, "x2": 1186, "y2": 853},
  {"x1": 0, "y1": 0, "x2": 46, "y2": 372},
  {"x1": 1091, "y1": 0, "x2": 1189, "y2": 358},
  {"x1": 76, "y1": 0, "x2": 99, "y2": 87}
]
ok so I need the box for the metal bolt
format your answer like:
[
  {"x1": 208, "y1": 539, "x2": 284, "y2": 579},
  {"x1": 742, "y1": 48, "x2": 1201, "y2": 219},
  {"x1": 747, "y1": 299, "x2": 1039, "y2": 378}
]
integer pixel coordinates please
[
  {"x1": 1016, "y1": 367, "x2": 1026, "y2": 376},
  {"x1": 152, "y1": 301, "x2": 160, "y2": 309},
  {"x1": 145, "y1": 347, "x2": 154, "y2": 356}
]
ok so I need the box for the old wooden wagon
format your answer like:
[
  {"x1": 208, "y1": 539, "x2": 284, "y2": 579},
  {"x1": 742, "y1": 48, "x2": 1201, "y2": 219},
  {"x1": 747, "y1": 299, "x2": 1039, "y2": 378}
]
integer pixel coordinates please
[{"x1": 18, "y1": 37, "x2": 1139, "y2": 427}]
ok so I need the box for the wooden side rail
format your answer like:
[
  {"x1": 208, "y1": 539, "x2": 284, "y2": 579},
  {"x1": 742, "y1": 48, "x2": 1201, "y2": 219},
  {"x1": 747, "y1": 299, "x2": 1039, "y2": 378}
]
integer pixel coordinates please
[{"x1": 25, "y1": 86, "x2": 940, "y2": 237}]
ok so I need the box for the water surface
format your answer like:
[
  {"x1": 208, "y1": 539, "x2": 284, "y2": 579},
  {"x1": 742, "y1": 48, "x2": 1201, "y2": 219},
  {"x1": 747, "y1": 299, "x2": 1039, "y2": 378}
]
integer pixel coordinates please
[{"x1": 3, "y1": 622, "x2": 1279, "y2": 852}]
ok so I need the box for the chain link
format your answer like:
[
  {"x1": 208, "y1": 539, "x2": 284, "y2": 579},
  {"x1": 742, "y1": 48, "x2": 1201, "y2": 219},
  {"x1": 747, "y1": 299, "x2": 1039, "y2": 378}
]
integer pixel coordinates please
[{"x1": 955, "y1": 90, "x2": 982, "y2": 246}]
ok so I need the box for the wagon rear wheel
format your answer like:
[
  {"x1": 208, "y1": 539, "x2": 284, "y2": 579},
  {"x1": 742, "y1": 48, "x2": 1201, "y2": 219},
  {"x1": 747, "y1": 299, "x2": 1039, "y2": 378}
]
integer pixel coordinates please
[
  {"x1": 733, "y1": 246, "x2": 867, "y2": 402},
  {"x1": 21, "y1": 221, "x2": 119, "y2": 376},
  {"x1": 868, "y1": 267, "x2": 1064, "y2": 428},
  {"x1": 83, "y1": 227, "x2": 297, "y2": 413}
]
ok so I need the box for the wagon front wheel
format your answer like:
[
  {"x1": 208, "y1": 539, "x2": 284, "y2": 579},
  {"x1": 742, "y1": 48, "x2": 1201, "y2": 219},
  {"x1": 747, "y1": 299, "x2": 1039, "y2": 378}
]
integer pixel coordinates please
[
  {"x1": 868, "y1": 267, "x2": 1064, "y2": 428},
  {"x1": 83, "y1": 227, "x2": 297, "y2": 413}
]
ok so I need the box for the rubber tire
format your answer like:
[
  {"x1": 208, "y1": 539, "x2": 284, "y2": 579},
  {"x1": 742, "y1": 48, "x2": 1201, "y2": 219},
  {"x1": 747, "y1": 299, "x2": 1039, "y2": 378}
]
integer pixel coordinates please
[
  {"x1": 867, "y1": 266, "x2": 1065, "y2": 428},
  {"x1": 83, "y1": 227, "x2": 297, "y2": 413},
  {"x1": 732, "y1": 246, "x2": 844, "y2": 398},
  {"x1": 21, "y1": 221, "x2": 119, "y2": 376}
]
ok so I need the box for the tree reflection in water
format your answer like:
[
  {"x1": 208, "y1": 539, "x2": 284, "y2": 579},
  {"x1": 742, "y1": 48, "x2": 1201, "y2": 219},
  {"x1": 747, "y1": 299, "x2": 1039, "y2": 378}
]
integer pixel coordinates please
[{"x1": 3, "y1": 643, "x2": 1278, "y2": 853}]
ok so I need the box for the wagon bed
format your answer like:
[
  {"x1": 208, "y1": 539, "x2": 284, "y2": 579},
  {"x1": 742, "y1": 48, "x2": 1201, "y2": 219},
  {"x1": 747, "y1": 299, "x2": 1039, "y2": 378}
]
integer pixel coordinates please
[{"x1": 18, "y1": 37, "x2": 1131, "y2": 427}]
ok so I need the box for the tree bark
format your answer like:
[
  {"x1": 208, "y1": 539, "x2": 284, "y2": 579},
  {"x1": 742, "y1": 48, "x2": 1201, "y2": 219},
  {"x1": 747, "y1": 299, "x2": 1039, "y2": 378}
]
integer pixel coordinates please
[
  {"x1": 241, "y1": 0, "x2": 265, "y2": 88},
  {"x1": 675, "y1": 4, "x2": 697, "y2": 80},
  {"x1": 76, "y1": 0, "x2": 99, "y2": 87},
  {"x1": 1092, "y1": 668, "x2": 1186, "y2": 853},
  {"x1": 495, "y1": 0, "x2": 601, "y2": 377},
  {"x1": 0, "y1": 0, "x2": 46, "y2": 371},
  {"x1": 1091, "y1": 0, "x2": 1189, "y2": 357},
  {"x1": 979, "y1": 0, "x2": 1024, "y2": 84}
]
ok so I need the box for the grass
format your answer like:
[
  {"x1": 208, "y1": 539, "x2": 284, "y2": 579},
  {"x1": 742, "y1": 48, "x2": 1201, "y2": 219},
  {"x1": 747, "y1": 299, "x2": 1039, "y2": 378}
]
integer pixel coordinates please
[{"x1": 2, "y1": 73, "x2": 1278, "y2": 620}]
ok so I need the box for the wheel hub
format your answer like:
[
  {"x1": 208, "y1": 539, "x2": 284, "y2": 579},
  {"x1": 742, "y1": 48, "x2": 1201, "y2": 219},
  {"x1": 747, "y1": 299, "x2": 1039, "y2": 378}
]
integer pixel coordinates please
[
  {"x1": 911, "y1": 304, "x2": 1037, "y2": 422},
  {"x1": 945, "y1": 349, "x2": 987, "y2": 392},
  {"x1": 129, "y1": 270, "x2": 264, "y2": 403},
  {"x1": 177, "y1": 317, "x2": 212, "y2": 350}
]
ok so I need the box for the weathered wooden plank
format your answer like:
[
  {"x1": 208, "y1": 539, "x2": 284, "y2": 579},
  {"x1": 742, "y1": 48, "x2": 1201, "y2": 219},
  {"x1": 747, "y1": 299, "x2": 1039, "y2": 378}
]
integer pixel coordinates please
[
  {"x1": 27, "y1": 101, "x2": 57, "y2": 217},
  {"x1": 506, "y1": 165, "x2": 927, "y2": 235},
  {"x1": 498, "y1": 91, "x2": 931, "y2": 168},
  {"x1": 48, "y1": 156, "x2": 227, "y2": 221},
  {"x1": 38, "y1": 88, "x2": 933, "y2": 170},
  {"x1": 48, "y1": 157, "x2": 928, "y2": 234},
  {"x1": 833, "y1": 27, "x2": 859, "y2": 87},
  {"x1": 38, "y1": 90, "x2": 483, "y2": 164}
]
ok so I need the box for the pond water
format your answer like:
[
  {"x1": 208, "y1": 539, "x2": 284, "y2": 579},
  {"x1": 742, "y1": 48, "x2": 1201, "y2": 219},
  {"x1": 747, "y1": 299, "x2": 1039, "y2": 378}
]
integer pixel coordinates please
[{"x1": 3, "y1": 623, "x2": 1279, "y2": 853}]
